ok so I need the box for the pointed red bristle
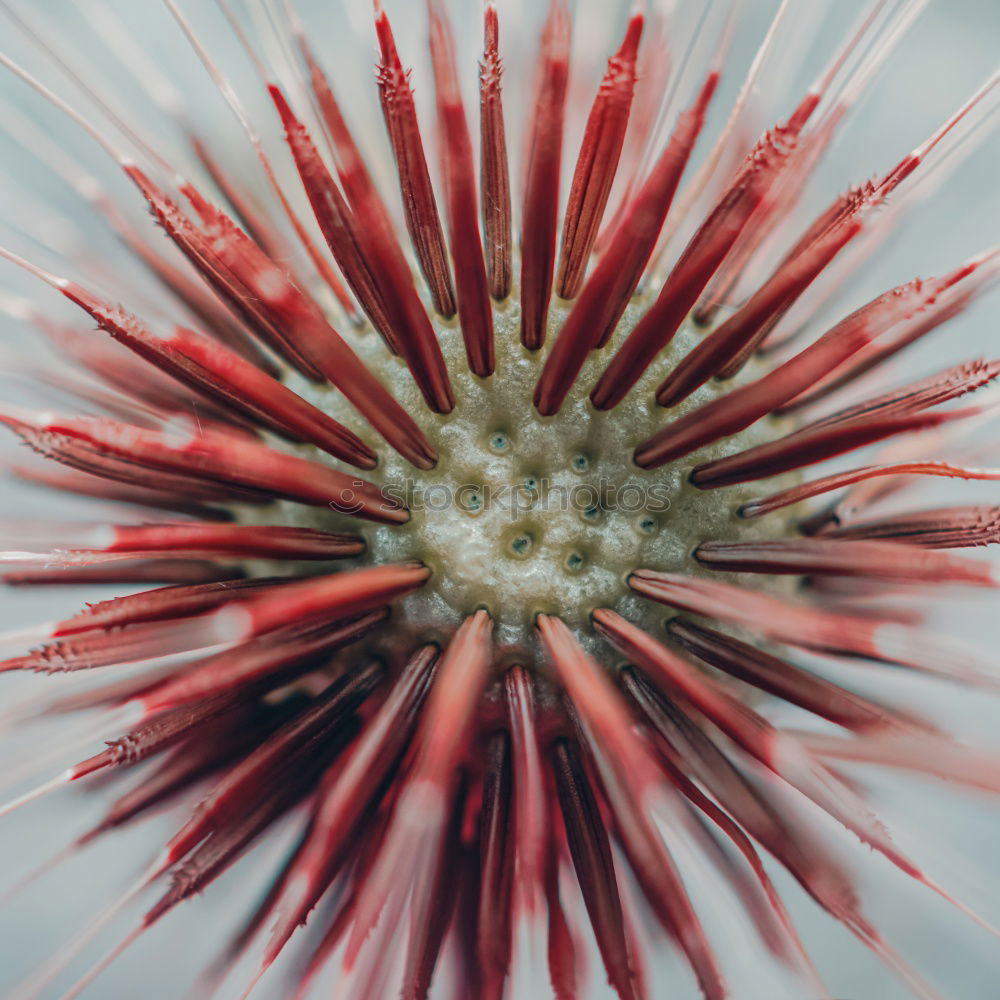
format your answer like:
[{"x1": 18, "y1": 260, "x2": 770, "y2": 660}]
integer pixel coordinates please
[
  {"x1": 634, "y1": 257, "x2": 993, "y2": 469},
  {"x1": 741, "y1": 462, "x2": 1000, "y2": 520},
  {"x1": 619, "y1": 666, "x2": 934, "y2": 997},
  {"x1": 692, "y1": 408, "x2": 977, "y2": 489},
  {"x1": 0, "y1": 614, "x2": 226, "y2": 675},
  {"x1": 51, "y1": 577, "x2": 283, "y2": 638},
  {"x1": 0, "y1": 410, "x2": 407, "y2": 523},
  {"x1": 137, "y1": 610, "x2": 387, "y2": 730},
  {"x1": 480, "y1": 3, "x2": 512, "y2": 301},
  {"x1": 627, "y1": 569, "x2": 999, "y2": 687},
  {"x1": 667, "y1": 618, "x2": 904, "y2": 734},
  {"x1": 556, "y1": 13, "x2": 643, "y2": 301},
  {"x1": 155, "y1": 663, "x2": 381, "y2": 880},
  {"x1": 235, "y1": 563, "x2": 429, "y2": 638},
  {"x1": 269, "y1": 85, "x2": 455, "y2": 414},
  {"x1": 346, "y1": 611, "x2": 492, "y2": 965},
  {"x1": 519, "y1": 0, "x2": 571, "y2": 350},
  {"x1": 537, "y1": 614, "x2": 726, "y2": 1000},
  {"x1": 60, "y1": 283, "x2": 377, "y2": 467},
  {"x1": 552, "y1": 738, "x2": 639, "y2": 1000},
  {"x1": 504, "y1": 666, "x2": 547, "y2": 919},
  {"x1": 40, "y1": 523, "x2": 364, "y2": 563},
  {"x1": 596, "y1": 610, "x2": 1000, "y2": 934},
  {"x1": 250, "y1": 646, "x2": 438, "y2": 977},
  {"x1": 11, "y1": 463, "x2": 233, "y2": 521},
  {"x1": 534, "y1": 71, "x2": 719, "y2": 415},
  {"x1": 477, "y1": 732, "x2": 514, "y2": 997},
  {"x1": 426, "y1": 0, "x2": 495, "y2": 375},
  {"x1": 825, "y1": 505, "x2": 1000, "y2": 549},
  {"x1": 374, "y1": 5, "x2": 457, "y2": 319},
  {"x1": 591, "y1": 105, "x2": 816, "y2": 410},
  {"x1": 3, "y1": 561, "x2": 241, "y2": 587},
  {"x1": 656, "y1": 216, "x2": 863, "y2": 407},
  {"x1": 127, "y1": 167, "x2": 438, "y2": 467},
  {"x1": 694, "y1": 537, "x2": 997, "y2": 587}
]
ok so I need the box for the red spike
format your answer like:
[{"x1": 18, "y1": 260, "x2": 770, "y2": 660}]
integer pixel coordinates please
[
  {"x1": 519, "y1": 0, "x2": 571, "y2": 350},
  {"x1": 552, "y1": 739, "x2": 639, "y2": 1000},
  {"x1": 667, "y1": 618, "x2": 909, "y2": 733},
  {"x1": 825, "y1": 505, "x2": 1000, "y2": 549},
  {"x1": 477, "y1": 732, "x2": 514, "y2": 995},
  {"x1": 126, "y1": 167, "x2": 437, "y2": 468},
  {"x1": 692, "y1": 407, "x2": 981, "y2": 489},
  {"x1": 695, "y1": 537, "x2": 997, "y2": 586},
  {"x1": 0, "y1": 410, "x2": 407, "y2": 523},
  {"x1": 269, "y1": 86, "x2": 455, "y2": 414},
  {"x1": 156, "y1": 664, "x2": 381, "y2": 881},
  {"x1": 136, "y1": 612, "x2": 388, "y2": 718},
  {"x1": 504, "y1": 666, "x2": 547, "y2": 917},
  {"x1": 4, "y1": 560, "x2": 241, "y2": 587},
  {"x1": 627, "y1": 569, "x2": 999, "y2": 686},
  {"x1": 234, "y1": 563, "x2": 430, "y2": 638},
  {"x1": 619, "y1": 667, "x2": 935, "y2": 999},
  {"x1": 11, "y1": 463, "x2": 234, "y2": 521},
  {"x1": 426, "y1": 0, "x2": 495, "y2": 375},
  {"x1": 634, "y1": 259, "x2": 991, "y2": 469},
  {"x1": 60, "y1": 283, "x2": 377, "y2": 466},
  {"x1": 374, "y1": 6, "x2": 456, "y2": 319},
  {"x1": 480, "y1": 4, "x2": 512, "y2": 301},
  {"x1": 595, "y1": 609, "x2": 1000, "y2": 932},
  {"x1": 591, "y1": 108, "x2": 815, "y2": 410},
  {"x1": 40, "y1": 523, "x2": 364, "y2": 562},
  {"x1": 534, "y1": 71, "x2": 719, "y2": 415},
  {"x1": 741, "y1": 461, "x2": 1000, "y2": 519},
  {"x1": 252, "y1": 646, "x2": 438, "y2": 976},
  {"x1": 656, "y1": 216, "x2": 863, "y2": 407},
  {"x1": 345, "y1": 611, "x2": 492, "y2": 965},
  {"x1": 51, "y1": 578, "x2": 282, "y2": 638},
  {"x1": 536, "y1": 615, "x2": 726, "y2": 1000},
  {"x1": 556, "y1": 14, "x2": 643, "y2": 300}
]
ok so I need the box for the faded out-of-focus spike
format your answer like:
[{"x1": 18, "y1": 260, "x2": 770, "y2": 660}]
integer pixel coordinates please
[
  {"x1": 552, "y1": 738, "x2": 639, "y2": 1000},
  {"x1": 534, "y1": 72, "x2": 719, "y2": 415},
  {"x1": 628, "y1": 569, "x2": 1000, "y2": 687},
  {"x1": 477, "y1": 732, "x2": 514, "y2": 997},
  {"x1": 520, "y1": 0, "x2": 571, "y2": 350},
  {"x1": 480, "y1": 3, "x2": 512, "y2": 301},
  {"x1": 667, "y1": 617, "x2": 911, "y2": 733},
  {"x1": 556, "y1": 13, "x2": 643, "y2": 300},
  {"x1": 237, "y1": 645, "x2": 438, "y2": 981},
  {"x1": 374, "y1": 3, "x2": 456, "y2": 319},
  {"x1": 537, "y1": 615, "x2": 725, "y2": 1000},
  {"x1": 695, "y1": 537, "x2": 998, "y2": 586},
  {"x1": 345, "y1": 611, "x2": 492, "y2": 967},
  {"x1": 426, "y1": 0, "x2": 495, "y2": 375},
  {"x1": 0, "y1": 409, "x2": 406, "y2": 523}
]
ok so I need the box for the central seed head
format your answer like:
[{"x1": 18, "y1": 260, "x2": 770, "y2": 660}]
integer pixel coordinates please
[{"x1": 277, "y1": 296, "x2": 798, "y2": 659}]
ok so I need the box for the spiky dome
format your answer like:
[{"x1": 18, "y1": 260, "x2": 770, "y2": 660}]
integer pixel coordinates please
[{"x1": 0, "y1": 0, "x2": 998, "y2": 997}]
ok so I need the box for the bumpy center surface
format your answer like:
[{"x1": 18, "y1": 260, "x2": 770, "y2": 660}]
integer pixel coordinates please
[{"x1": 272, "y1": 294, "x2": 799, "y2": 660}]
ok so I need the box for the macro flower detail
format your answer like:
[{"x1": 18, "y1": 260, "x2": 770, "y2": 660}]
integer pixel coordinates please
[{"x1": 0, "y1": 1, "x2": 997, "y2": 998}]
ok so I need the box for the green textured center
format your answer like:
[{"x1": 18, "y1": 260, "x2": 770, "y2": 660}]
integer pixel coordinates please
[{"x1": 271, "y1": 294, "x2": 799, "y2": 662}]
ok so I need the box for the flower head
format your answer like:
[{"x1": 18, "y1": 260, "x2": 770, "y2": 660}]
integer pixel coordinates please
[{"x1": 0, "y1": 1, "x2": 998, "y2": 998}]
